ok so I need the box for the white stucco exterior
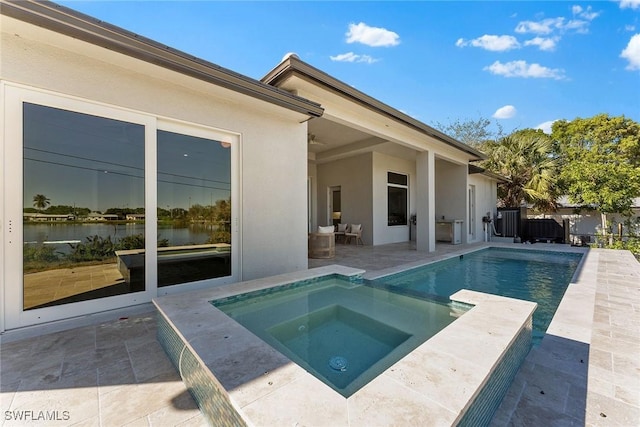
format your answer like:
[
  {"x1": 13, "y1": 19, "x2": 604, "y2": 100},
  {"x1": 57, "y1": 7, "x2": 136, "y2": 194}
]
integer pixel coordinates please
[
  {"x1": 285, "y1": 72, "x2": 495, "y2": 248},
  {"x1": 1, "y1": 12, "x2": 315, "y2": 330},
  {"x1": 468, "y1": 173, "x2": 500, "y2": 243},
  {"x1": 1, "y1": 2, "x2": 500, "y2": 331},
  {"x1": 372, "y1": 152, "x2": 417, "y2": 245}
]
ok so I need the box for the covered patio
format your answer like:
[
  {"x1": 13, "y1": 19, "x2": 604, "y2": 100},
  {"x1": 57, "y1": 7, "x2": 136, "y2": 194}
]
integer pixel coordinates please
[
  {"x1": 308, "y1": 240, "x2": 487, "y2": 274},
  {"x1": 262, "y1": 55, "x2": 498, "y2": 250}
]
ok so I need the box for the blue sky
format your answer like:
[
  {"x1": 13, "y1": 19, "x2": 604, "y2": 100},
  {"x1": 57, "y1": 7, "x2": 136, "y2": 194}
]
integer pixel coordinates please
[{"x1": 59, "y1": 0, "x2": 640, "y2": 135}]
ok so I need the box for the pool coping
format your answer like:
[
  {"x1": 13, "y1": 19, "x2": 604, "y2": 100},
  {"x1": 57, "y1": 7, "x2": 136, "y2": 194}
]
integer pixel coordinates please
[
  {"x1": 490, "y1": 246, "x2": 640, "y2": 425},
  {"x1": 154, "y1": 262, "x2": 537, "y2": 425}
]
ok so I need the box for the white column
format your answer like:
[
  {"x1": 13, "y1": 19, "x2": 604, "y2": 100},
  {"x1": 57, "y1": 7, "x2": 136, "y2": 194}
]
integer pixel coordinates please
[{"x1": 416, "y1": 151, "x2": 435, "y2": 252}]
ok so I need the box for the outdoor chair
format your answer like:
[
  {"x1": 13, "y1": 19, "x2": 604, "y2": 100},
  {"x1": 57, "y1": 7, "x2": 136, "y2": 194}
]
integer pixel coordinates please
[
  {"x1": 335, "y1": 223, "x2": 349, "y2": 243},
  {"x1": 345, "y1": 223, "x2": 363, "y2": 245},
  {"x1": 308, "y1": 225, "x2": 336, "y2": 258}
]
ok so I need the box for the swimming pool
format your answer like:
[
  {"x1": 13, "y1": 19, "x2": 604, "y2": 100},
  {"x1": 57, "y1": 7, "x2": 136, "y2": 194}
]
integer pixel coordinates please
[
  {"x1": 371, "y1": 247, "x2": 583, "y2": 345},
  {"x1": 212, "y1": 275, "x2": 459, "y2": 397},
  {"x1": 155, "y1": 263, "x2": 540, "y2": 425}
]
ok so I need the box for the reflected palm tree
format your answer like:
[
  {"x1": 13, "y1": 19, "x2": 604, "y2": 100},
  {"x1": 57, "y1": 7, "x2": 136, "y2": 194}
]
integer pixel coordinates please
[{"x1": 33, "y1": 194, "x2": 51, "y2": 212}]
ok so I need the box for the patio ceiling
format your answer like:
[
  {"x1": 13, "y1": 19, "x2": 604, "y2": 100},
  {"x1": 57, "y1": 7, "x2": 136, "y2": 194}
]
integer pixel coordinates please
[
  {"x1": 263, "y1": 54, "x2": 486, "y2": 165},
  {"x1": 307, "y1": 117, "x2": 420, "y2": 164}
]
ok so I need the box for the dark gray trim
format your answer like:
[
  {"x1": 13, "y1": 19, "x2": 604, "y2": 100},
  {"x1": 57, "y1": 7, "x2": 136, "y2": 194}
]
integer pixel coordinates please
[
  {"x1": 1, "y1": 0, "x2": 323, "y2": 118},
  {"x1": 468, "y1": 164, "x2": 508, "y2": 182},
  {"x1": 263, "y1": 55, "x2": 486, "y2": 160}
]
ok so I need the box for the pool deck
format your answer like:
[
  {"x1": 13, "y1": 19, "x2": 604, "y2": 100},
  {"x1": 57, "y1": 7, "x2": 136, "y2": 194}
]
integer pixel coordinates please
[{"x1": 1, "y1": 242, "x2": 638, "y2": 426}]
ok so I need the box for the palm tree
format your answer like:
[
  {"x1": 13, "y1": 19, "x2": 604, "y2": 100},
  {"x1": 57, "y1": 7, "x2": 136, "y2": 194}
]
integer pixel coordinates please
[
  {"x1": 481, "y1": 131, "x2": 558, "y2": 210},
  {"x1": 33, "y1": 194, "x2": 51, "y2": 212}
]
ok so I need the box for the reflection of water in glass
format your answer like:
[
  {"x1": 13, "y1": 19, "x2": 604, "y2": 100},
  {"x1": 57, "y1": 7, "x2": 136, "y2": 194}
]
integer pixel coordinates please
[
  {"x1": 157, "y1": 224, "x2": 216, "y2": 246},
  {"x1": 24, "y1": 223, "x2": 212, "y2": 253}
]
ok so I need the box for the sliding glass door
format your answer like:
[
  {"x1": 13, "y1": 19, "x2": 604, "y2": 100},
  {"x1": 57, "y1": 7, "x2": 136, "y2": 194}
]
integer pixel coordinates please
[
  {"x1": 22, "y1": 103, "x2": 146, "y2": 310},
  {"x1": 3, "y1": 85, "x2": 238, "y2": 329},
  {"x1": 156, "y1": 129, "x2": 232, "y2": 287}
]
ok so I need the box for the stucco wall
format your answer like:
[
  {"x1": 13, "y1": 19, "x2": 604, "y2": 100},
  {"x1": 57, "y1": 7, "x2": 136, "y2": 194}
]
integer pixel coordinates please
[
  {"x1": 435, "y1": 160, "x2": 467, "y2": 225},
  {"x1": 372, "y1": 152, "x2": 416, "y2": 245},
  {"x1": 317, "y1": 154, "x2": 373, "y2": 244},
  {"x1": 468, "y1": 174, "x2": 498, "y2": 243},
  {"x1": 1, "y1": 16, "x2": 310, "y2": 283},
  {"x1": 308, "y1": 162, "x2": 318, "y2": 233}
]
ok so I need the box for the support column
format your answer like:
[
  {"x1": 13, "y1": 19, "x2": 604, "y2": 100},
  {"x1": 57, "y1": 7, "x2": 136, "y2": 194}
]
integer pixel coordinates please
[{"x1": 416, "y1": 151, "x2": 435, "y2": 252}]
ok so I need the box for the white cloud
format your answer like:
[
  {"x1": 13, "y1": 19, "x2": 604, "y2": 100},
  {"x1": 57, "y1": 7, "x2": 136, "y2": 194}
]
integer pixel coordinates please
[
  {"x1": 515, "y1": 18, "x2": 564, "y2": 35},
  {"x1": 330, "y1": 52, "x2": 379, "y2": 64},
  {"x1": 515, "y1": 10, "x2": 597, "y2": 36},
  {"x1": 456, "y1": 35, "x2": 520, "y2": 51},
  {"x1": 621, "y1": 34, "x2": 640, "y2": 70},
  {"x1": 573, "y1": 5, "x2": 600, "y2": 21},
  {"x1": 563, "y1": 19, "x2": 590, "y2": 34},
  {"x1": 535, "y1": 120, "x2": 558, "y2": 134},
  {"x1": 346, "y1": 22, "x2": 400, "y2": 47},
  {"x1": 524, "y1": 36, "x2": 559, "y2": 51},
  {"x1": 493, "y1": 105, "x2": 517, "y2": 119},
  {"x1": 620, "y1": 0, "x2": 640, "y2": 10},
  {"x1": 626, "y1": 25, "x2": 637, "y2": 32},
  {"x1": 484, "y1": 60, "x2": 566, "y2": 79}
]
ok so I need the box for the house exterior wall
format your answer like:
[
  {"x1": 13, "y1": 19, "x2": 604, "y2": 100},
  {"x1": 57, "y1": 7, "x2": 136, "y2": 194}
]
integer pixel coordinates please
[
  {"x1": 1, "y1": 15, "x2": 310, "y2": 329},
  {"x1": 435, "y1": 160, "x2": 468, "y2": 242},
  {"x1": 468, "y1": 174, "x2": 498, "y2": 243},
  {"x1": 528, "y1": 208, "x2": 640, "y2": 243},
  {"x1": 317, "y1": 154, "x2": 373, "y2": 244},
  {"x1": 372, "y1": 152, "x2": 416, "y2": 245},
  {"x1": 308, "y1": 161, "x2": 318, "y2": 233}
]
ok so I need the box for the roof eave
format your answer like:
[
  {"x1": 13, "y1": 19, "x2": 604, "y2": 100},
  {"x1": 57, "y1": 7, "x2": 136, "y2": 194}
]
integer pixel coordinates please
[
  {"x1": 1, "y1": 0, "x2": 324, "y2": 118},
  {"x1": 262, "y1": 55, "x2": 487, "y2": 161},
  {"x1": 468, "y1": 164, "x2": 509, "y2": 182}
]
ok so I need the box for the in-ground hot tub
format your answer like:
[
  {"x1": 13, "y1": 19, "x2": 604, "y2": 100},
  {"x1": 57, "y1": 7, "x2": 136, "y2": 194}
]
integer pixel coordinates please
[
  {"x1": 211, "y1": 274, "x2": 459, "y2": 397},
  {"x1": 154, "y1": 265, "x2": 536, "y2": 426}
]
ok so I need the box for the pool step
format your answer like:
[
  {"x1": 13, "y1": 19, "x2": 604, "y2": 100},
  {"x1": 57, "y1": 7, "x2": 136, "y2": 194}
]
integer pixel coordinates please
[{"x1": 449, "y1": 307, "x2": 467, "y2": 318}]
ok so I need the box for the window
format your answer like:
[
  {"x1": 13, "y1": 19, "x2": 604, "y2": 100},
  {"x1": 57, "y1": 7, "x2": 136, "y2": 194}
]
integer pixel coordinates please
[
  {"x1": 23, "y1": 103, "x2": 145, "y2": 310},
  {"x1": 6, "y1": 85, "x2": 239, "y2": 328},
  {"x1": 157, "y1": 130, "x2": 232, "y2": 287},
  {"x1": 387, "y1": 172, "x2": 408, "y2": 226}
]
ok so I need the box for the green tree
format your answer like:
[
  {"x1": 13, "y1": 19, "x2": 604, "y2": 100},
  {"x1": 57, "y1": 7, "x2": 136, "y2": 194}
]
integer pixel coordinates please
[
  {"x1": 481, "y1": 130, "x2": 558, "y2": 210},
  {"x1": 32, "y1": 194, "x2": 50, "y2": 212},
  {"x1": 188, "y1": 204, "x2": 206, "y2": 222},
  {"x1": 208, "y1": 198, "x2": 231, "y2": 243},
  {"x1": 552, "y1": 114, "x2": 640, "y2": 232},
  {"x1": 432, "y1": 116, "x2": 503, "y2": 147}
]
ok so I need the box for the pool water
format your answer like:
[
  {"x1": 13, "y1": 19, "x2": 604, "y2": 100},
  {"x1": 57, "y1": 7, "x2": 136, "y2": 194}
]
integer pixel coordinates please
[
  {"x1": 372, "y1": 248, "x2": 582, "y2": 345},
  {"x1": 212, "y1": 276, "x2": 459, "y2": 397},
  {"x1": 268, "y1": 305, "x2": 411, "y2": 391}
]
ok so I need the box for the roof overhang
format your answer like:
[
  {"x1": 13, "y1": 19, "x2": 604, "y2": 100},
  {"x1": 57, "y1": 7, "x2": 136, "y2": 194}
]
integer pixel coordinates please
[
  {"x1": 0, "y1": 0, "x2": 324, "y2": 119},
  {"x1": 468, "y1": 164, "x2": 509, "y2": 182},
  {"x1": 262, "y1": 54, "x2": 486, "y2": 161}
]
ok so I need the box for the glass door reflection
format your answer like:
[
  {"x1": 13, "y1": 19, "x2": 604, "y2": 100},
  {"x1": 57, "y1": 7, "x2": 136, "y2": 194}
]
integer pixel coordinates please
[
  {"x1": 156, "y1": 130, "x2": 231, "y2": 287},
  {"x1": 22, "y1": 103, "x2": 145, "y2": 310}
]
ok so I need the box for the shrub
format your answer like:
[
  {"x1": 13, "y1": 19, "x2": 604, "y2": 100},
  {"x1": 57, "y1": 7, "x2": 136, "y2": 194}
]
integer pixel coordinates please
[
  {"x1": 23, "y1": 244, "x2": 60, "y2": 262},
  {"x1": 67, "y1": 235, "x2": 115, "y2": 262}
]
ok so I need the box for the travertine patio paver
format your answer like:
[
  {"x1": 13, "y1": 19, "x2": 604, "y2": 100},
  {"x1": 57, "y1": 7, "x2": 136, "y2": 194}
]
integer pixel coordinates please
[
  {"x1": 0, "y1": 312, "x2": 206, "y2": 426},
  {"x1": 1, "y1": 243, "x2": 639, "y2": 426},
  {"x1": 491, "y1": 248, "x2": 640, "y2": 426}
]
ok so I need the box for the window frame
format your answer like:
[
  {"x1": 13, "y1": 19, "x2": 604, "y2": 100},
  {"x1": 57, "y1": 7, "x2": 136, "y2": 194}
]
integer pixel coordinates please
[
  {"x1": 155, "y1": 119, "x2": 239, "y2": 295},
  {"x1": 387, "y1": 171, "x2": 409, "y2": 227},
  {"x1": 2, "y1": 83, "x2": 240, "y2": 329}
]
